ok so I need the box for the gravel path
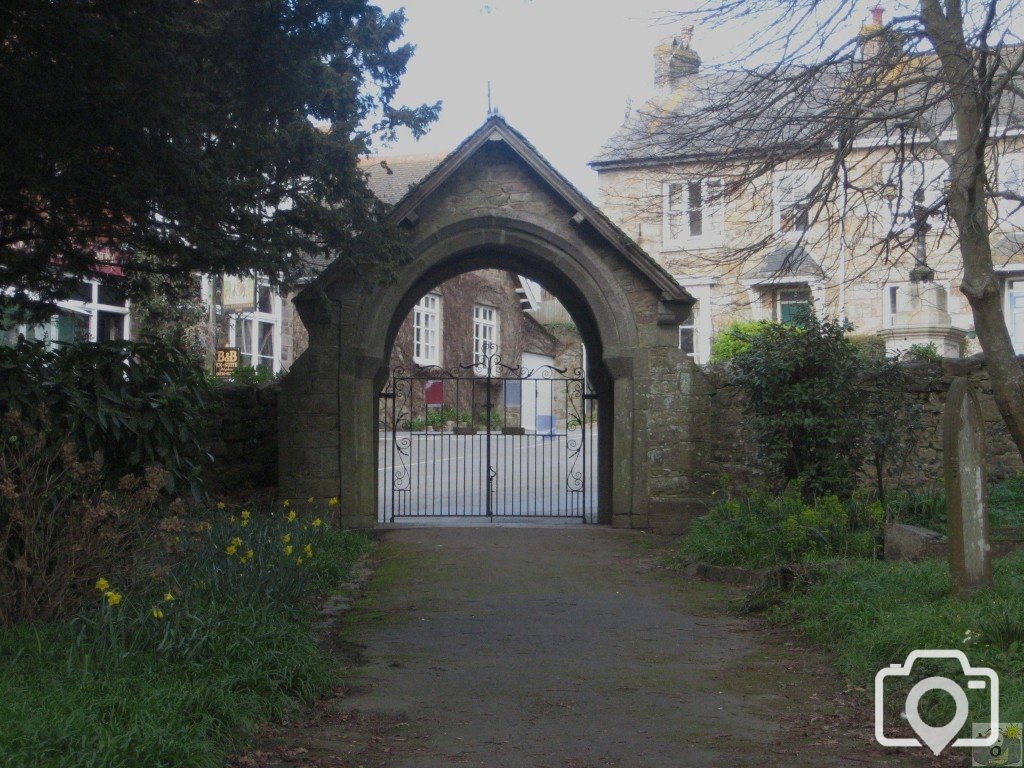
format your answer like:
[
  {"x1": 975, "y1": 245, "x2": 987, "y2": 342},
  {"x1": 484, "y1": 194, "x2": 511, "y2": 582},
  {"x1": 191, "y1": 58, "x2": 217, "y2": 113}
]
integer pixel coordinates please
[{"x1": 244, "y1": 526, "x2": 926, "y2": 768}]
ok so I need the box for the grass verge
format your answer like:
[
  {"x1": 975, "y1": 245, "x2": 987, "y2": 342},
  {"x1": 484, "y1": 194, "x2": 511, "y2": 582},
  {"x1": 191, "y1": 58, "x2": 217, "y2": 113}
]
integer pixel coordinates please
[
  {"x1": 0, "y1": 501, "x2": 373, "y2": 768},
  {"x1": 764, "y1": 554, "x2": 1024, "y2": 738}
]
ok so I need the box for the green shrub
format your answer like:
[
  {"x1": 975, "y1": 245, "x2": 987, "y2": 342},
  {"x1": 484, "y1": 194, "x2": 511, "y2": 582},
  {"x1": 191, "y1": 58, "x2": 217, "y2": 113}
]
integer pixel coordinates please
[
  {"x1": 904, "y1": 342, "x2": 942, "y2": 362},
  {"x1": 710, "y1": 320, "x2": 779, "y2": 362},
  {"x1": 681, "y1": 487, "x2": 884, "y2": 568},
  {"x1": 727, "y1": 310, "x2": 920, "y2": 500},
  {"x1": 227, "y1": 364, "x2": 280, "y2": 386},
  {"x1": 0, "y1": 338, "x2": 209, "y2": 496}
]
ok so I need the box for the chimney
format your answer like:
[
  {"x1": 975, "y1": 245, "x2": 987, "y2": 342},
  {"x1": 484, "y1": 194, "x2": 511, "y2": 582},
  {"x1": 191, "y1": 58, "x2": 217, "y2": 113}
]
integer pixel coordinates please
[
  {"x1": 859, "y1": 5, "x2": 890, "y2": 60},
  {"x1": 654, "y1": 25, "x2": 701, "y2": 88}
]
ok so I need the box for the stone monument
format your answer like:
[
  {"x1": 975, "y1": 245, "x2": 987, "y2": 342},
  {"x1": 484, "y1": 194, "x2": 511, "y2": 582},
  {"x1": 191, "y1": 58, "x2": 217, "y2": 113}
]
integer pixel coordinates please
[{"x1": 942, "y1": 377, "x2": 993, "y2": 594}]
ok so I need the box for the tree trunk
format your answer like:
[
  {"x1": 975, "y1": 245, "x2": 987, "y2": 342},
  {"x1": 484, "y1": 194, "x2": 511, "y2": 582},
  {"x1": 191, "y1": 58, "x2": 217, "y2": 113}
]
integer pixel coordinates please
[{"x1": 922, "y1": 0, "x2": 1024, "y2": 464}]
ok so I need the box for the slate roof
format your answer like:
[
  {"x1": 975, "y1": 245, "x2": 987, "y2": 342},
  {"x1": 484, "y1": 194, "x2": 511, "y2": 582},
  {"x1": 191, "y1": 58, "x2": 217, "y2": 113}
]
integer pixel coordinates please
[
  {"x1": 741, "y1": 245, "x2": 826, "y2": 282},
  {"x1": 306, "y1": 115, "x2": 693, "y2": 306},
  {"x1": 359, "y1": 153, "x2": 446, "y2": 205},
  {"x1": 591, "y1": 49, "x2": 1024, "y2": 169}
]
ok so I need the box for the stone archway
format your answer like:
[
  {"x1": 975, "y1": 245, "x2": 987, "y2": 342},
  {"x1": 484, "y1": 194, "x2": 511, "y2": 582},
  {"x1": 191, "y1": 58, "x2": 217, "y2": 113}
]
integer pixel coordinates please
[{"x1": 279, "y1": 116, "x2": 705, "y2": 531}]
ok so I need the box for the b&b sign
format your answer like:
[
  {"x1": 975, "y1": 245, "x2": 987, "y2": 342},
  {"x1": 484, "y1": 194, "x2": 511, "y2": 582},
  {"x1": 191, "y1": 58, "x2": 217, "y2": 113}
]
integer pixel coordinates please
[{"x1": 216, "y1": 347, "x2": 240, "y2": 379}]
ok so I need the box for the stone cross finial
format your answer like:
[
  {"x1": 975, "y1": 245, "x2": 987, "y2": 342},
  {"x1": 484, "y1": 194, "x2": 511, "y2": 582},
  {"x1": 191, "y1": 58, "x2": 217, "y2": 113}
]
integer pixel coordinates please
[
  {"x1": 943, "y1": 377, "x2": 993, "y2": 595},
  {"x1": 678, "y1": 25, "x2": 694, "y2": 49}
]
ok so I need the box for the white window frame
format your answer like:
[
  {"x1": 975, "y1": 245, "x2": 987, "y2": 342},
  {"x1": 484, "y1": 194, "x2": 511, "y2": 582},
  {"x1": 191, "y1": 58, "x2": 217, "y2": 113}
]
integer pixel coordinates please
[
  {"x1": 1006, "y1": 277, "x2": 1024, "y2": 354},
  {"x1": 472, "y1": 304, "x2": 499, "y2": 376},
  {"x1": 57, "y1": 278, "x2": 131, "y2": 343},
  {"x1": 773, "y1": 169, "x2": 814, "y2": 237},
  {"x1": 412, "y1": 293, "x2": 442, "y2": 366},
  {"x1": 998, "y1": 152, "x2": 1024, "y2": 230},
  {"x1": 228, "y1": 276, "x2": 282, "y2": 373},
  {"x1": 663, "y1": 178, "x2": 725, "y2": 248},
  {"x1": 674, "y1": 277, "x2": 716, "y2": 364},
  {"x1": 882, "y1": 158, "x2": 948, "y2": 231}
]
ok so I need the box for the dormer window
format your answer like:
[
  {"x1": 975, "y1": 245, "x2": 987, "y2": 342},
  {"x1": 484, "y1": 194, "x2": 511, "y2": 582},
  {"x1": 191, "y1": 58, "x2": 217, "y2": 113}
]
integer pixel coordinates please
[{"x1": 663, "y1": 178, "x2": 724, "y2": 247}]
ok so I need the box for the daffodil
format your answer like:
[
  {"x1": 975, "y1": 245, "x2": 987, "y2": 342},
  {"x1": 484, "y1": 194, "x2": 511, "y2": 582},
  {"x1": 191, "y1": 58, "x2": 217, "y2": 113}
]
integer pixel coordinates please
[
  {"x1": 304, "y1": 544, "x2": 313, "y2": 558},
  {"x1": 295, "y1": 557, "x2": 304, "y2": 566},
  {"x1": 151, "y1": 607, "x2": 164, "y2": 619},
  {"x1": 240, "y1": 518, "x2": 249, "y2": 527},
  {"x1": 312, "y1": 518, "x2": 323, "y2": 528},
  {"x1": 306, "y1": 496, "x2": 314, "y2": 503},
  {"x1": 287, "y1": 510, "x2": 297, "y2": 523},
  {"x1": 240, "y1": 509, "x2": 251, "y2": 521},
  {"x1": 105, "y1": 591, "x2": 122, "y2": 606},
  {"x1": 164, "y1": 592, "x2": 175, "y2": 602},
  {"x1": 282, "y1": 499, "x2": 291, "y2": 508},
  {"x1": 95, "y1": 577, "x2": 110, "y2": 592},
  {"x1": 225, "y1": 544, "x2": 238, "y2": 556},
  {"x1": 283, "y1": 544, "x2": 294, "y2": 556},
  {"x1": 282, "y1": 533, "x2": 292, "y2": 544},
  {"x1": 216, "y1": 501, "x2": 226, "y2": 510},
  {"x1": 231, "y1": 537, "x2": 243, "y2": 548},
  {"x1": 329, "y1": 497, "x2": 339, "y2": 507}
]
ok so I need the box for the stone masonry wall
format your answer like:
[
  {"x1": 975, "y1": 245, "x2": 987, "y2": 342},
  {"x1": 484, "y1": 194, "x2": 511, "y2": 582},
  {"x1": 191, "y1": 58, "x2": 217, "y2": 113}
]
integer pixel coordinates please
[
  {"x1": 204, "y1": 383, "x2": 279, "y2": 491},
  {"x1": 698, "y1": 355, "x2": 1024, "y2": 496}
]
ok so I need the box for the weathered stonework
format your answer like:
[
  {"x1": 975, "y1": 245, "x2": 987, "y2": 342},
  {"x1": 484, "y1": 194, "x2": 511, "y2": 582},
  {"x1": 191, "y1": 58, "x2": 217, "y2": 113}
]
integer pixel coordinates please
[
  {"x1": 278, "y1": 116, "x2": 699, "y2": 530},
  {"x1": 204, "y1": 383, "x2": 279, "y2": 491}
]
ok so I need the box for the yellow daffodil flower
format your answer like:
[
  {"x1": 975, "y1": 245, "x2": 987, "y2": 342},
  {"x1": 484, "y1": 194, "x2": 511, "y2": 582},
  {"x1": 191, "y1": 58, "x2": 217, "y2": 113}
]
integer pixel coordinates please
[
  {"x1": 296, "y1": 557, "x2": 304, "y2": 566},
  {"x1": 312, "y1": 517, "x2": 323, "y2": 528},
  {"x1": 151, "y1": 607, "x2": 164, "y2": 619},
  {"x1": 306, "y1": 496, "x2": 314, "y2": 503},
  {"x1": 225, "y1": 544, "x2": 238, "y2": 556},
  {"x1": 287, "y1": 510, "x2": 297, "y2": 523},
  {"x1": 231, "y1": 537, "x2": 243, "y2": 548},
  {"x1": 240, "y1": 509, "x2": 251, "y2": 520},
  {"x1": 328, "y1": 497, "x2": 339, "y2": 507},
  {"x1": 282, "y1": 533, "x2": 291, "y2": 544},
  {"x1": 164, "y1": 592, "x2": 175, "y2": 602},
  {"x1": 95, "y1": 577, "x2": 110, "y2": 592},
  {"x1": 216, "y1": 501, "x2": 226, "y2": 510},
  {"x1": 105, "y1": 591, "x2": 122, "y2": 606},
  {"x1": 282, "y1": 499, "x2": 290, "y2": 508},
  {"x1": 283, "y1": 545, "x2": 293, "y2": 556}
]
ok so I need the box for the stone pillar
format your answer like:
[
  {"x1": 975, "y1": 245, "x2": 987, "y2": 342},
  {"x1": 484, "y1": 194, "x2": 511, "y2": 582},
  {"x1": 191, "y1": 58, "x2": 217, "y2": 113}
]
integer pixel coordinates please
[
  {"x1": 879, "y1": 282, "x2": 966, "y2": 358},
  {"x1": 943, "y1": 377, "x2": 993, "y2": 594},
  {"x1": 611, "y1": 373, "x2": 635, "y2": 529}
]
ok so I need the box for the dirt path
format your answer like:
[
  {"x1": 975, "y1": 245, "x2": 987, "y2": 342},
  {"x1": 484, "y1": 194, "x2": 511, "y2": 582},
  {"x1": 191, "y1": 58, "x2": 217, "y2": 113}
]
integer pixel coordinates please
[{"x1": 244, "y1": 526, "x2": 927, "y2": 768}]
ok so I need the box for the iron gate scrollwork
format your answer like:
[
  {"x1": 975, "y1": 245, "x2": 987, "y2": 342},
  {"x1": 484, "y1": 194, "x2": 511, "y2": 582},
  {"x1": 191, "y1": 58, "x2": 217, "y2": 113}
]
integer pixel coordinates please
[{"x1": 378, "y1": 345, "x2": 596, "y2": 522}]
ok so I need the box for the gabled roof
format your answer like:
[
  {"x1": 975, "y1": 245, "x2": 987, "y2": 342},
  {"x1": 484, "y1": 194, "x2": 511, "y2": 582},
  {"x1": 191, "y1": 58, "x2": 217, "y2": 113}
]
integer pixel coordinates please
[{"x1": 379, "y1": 114, "x2": 690, "y2": 303}]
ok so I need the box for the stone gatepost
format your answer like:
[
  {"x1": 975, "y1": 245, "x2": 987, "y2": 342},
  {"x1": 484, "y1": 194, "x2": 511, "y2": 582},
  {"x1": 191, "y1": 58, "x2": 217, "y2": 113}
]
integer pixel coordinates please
[{"x1": 942, "y1": 376, "x2": 993, "y2": 594}]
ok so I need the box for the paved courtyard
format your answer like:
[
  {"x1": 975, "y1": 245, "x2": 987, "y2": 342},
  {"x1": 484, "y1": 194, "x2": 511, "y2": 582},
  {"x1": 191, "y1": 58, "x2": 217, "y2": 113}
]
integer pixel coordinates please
[
  {"x1": 251, "y1": 527, "x2": 922, "y2": 768},
  {"x1": 377, "y1": 432, "x2": 599, "y2": 522}
]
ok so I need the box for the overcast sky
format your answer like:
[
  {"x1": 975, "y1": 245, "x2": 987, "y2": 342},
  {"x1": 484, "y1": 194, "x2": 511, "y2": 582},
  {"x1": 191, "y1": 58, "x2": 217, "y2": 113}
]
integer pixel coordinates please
[{"x1": 369, "y1": 1, "x2": 880, "y2": 197}]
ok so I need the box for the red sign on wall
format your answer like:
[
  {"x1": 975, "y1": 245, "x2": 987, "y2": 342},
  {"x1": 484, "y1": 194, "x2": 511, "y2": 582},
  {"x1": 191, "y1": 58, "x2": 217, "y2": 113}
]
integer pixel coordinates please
[{"x1": 425, "y1": 380, "x2": 444, "y2": 406}]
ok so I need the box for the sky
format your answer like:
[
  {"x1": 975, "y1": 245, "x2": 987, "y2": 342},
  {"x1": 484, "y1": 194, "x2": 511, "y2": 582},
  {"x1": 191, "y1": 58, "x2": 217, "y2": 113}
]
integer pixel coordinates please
[{"x1": 369, "y1": 0, "x2": 881, "y2": 198}]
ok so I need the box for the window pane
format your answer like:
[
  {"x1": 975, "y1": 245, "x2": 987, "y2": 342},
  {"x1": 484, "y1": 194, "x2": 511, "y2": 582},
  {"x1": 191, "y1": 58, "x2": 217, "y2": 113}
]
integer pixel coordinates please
[
  {"x1": 257, "y1": 285, "x2": 273, "y2": 314},
  {"x1": 258, "y1": 321, "x2": 274, "y2": 366},
  {"x1": 97, "y1": 282, "x2": 127, "y2": 307},
  {"x1": 679, "y1": 326, "x2": 695, "y2": 355},
  {"x1": 687, "y1": 181, "x2": 703, "y2": 237},
  {"x1": 55, "y1": 311, "x2": 89, "y2": 343},
  {"x1": 97, "y1": 311, "x2": 125, "y2": 341},
  {"x1": 71, "y1": 281, "x2": 93, "y2": 303}
]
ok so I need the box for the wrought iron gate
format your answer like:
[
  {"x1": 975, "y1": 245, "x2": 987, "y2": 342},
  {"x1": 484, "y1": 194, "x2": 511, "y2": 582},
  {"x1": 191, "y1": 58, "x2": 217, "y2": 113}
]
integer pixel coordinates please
[{"x1": 378, "y1": 350, "x2": 596, "y2": 522}]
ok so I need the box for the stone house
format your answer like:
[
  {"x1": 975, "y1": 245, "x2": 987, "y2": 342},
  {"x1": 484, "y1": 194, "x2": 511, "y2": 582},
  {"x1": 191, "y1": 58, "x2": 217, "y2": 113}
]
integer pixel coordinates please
[{"x1": 590, "y1": 17, "x2": 1024, "y2": 364}]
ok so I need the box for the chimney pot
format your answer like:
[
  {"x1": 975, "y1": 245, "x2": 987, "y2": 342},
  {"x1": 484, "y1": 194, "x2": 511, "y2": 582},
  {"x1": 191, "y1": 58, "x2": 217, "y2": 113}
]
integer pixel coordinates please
[
  {"x1": 678, "y1": 25, "x2": 694, "y2": 49},
  {"x1": 871, "y1": 5, "x2": 885, "y2": 25}
]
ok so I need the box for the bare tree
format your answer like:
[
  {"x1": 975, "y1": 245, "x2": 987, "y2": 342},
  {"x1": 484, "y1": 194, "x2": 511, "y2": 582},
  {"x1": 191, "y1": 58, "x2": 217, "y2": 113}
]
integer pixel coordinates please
[{"x1": 593, "y1": 0, "x2": 1024, "y2": 462}]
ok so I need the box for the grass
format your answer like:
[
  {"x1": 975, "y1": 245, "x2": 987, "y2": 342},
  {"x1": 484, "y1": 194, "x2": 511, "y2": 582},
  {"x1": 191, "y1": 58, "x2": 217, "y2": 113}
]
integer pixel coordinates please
[
  {"x1": 680, "y1": 488, "x2": 884, "y2": 568},
  {"x1": 888, "y1": 474, "x2": 1024, "y2": 534},
  {"x1": 0, "y1": 501, "x2": 373, "y2": 768},
  {"x1": 764, "y1": 554, "x2": 1024, "y2": 737}
]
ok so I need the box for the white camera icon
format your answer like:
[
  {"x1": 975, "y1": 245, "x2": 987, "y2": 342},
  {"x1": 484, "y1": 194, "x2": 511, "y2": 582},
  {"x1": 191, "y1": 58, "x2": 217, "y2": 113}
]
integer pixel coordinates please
[{"x1": 875, "y1": 650, "x2": 999, "y2": 755}]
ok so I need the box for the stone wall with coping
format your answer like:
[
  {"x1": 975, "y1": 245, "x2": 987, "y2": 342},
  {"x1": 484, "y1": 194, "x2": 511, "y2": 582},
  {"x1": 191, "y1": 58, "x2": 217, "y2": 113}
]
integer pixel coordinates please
[
  {"x1": 203, "y1": 383, "x2": 280, "y2": 491},
  {"x1": 697, "y1": 355, "x2": 1024, "y2": 496}
]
